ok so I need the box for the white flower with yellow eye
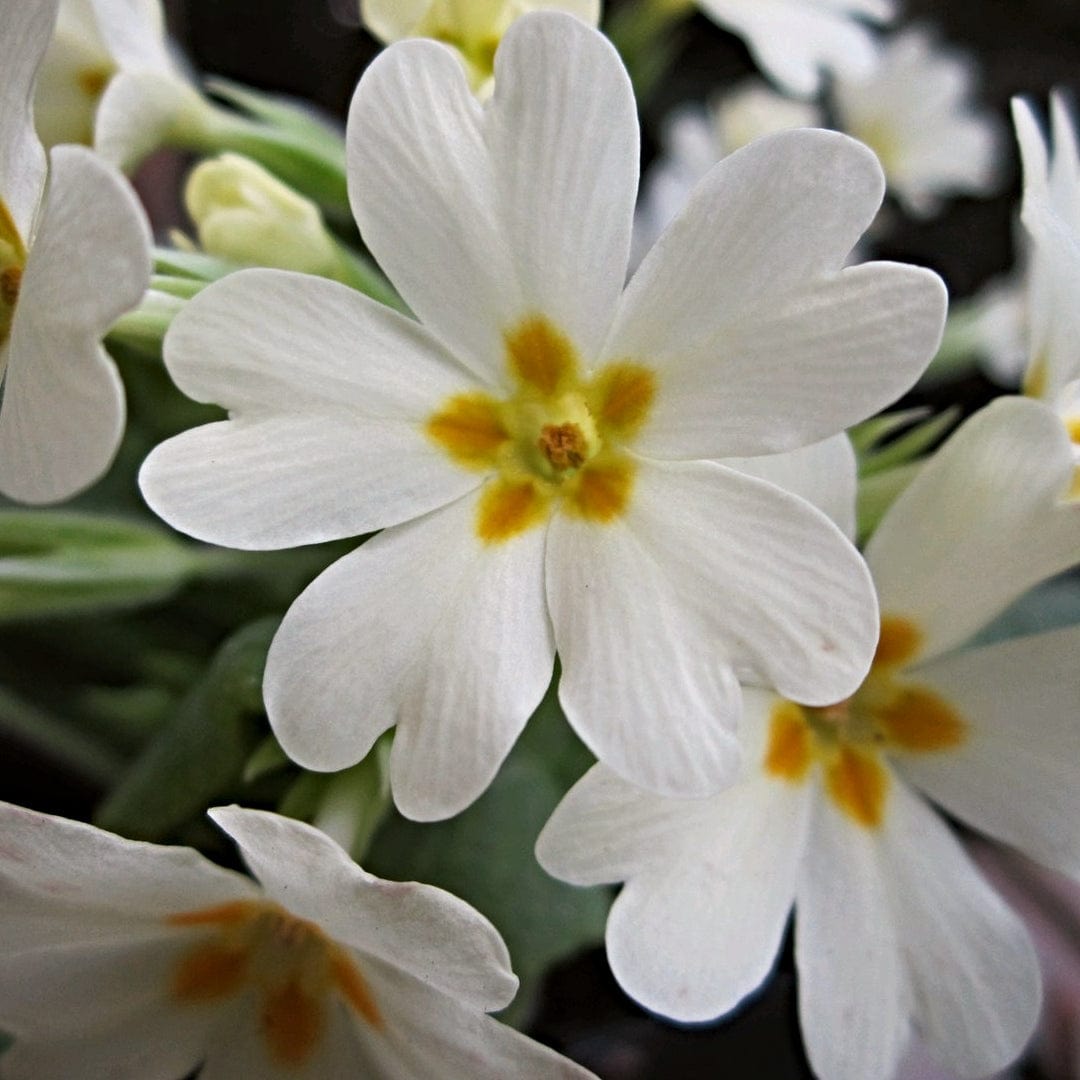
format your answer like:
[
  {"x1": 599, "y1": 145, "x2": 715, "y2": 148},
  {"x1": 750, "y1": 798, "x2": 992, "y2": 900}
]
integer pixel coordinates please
[
  {"x1": 0, "y1": 0, "x2": 150, "y2": 504},
  {"x1": 0, "y1": 802, "x2": 594, "y2": 1080},
  {"x1": 360, "y1": 0, "x2": 600, "y2": 93},
  {"x1": 832, "y1": 26, "x2": 1002, "y2": 218},
  {"x1": 689, "y1": 0, "x2": 893, "y2": 99},
  {"x1": 538, "y1": 395, "x2": 1080, "y2": 1080},
  {"x1": 33, "y1": 0, "x2": 177, "y2": 149},
  {"x1": 1012, "y1": 91, "x2": 1080, "y2": 497},
  {"x1": 140, "y1": 14, "x2": 946, "y2": 822}
]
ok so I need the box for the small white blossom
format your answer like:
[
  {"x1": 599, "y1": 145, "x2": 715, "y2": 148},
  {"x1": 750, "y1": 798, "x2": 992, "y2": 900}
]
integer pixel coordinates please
[{"x1": 0, "y1": 802, "x2": 592, "y2": 1079}]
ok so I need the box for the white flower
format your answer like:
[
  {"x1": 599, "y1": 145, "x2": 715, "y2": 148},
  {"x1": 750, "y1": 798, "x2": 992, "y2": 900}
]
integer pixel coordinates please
[
  {"x1": 0, "y1": 0, "x2": 151, "y2": 504},
  {"x1": 833, "y1": 26, "x2": 1002, "y2": 217},
  {"x1": 691, "y1": 0, "x2": 894, "y2": 99},
  {"x1": 0, "y1": 801, "x2": 594, "y2": 1079},
  {"x1": 141, "y1": 14, "x2": 945, "y2": 820},
  {"x1": 360, "y1": 0, "x2": 600, "y2": 93},
  {"x1": 34, "y1": 0, "x2": 177, "y2": 149},
  {"x1": 633, "y1": 81, "x2": 820, "y2": 265},
  {"x1": 538, "y1": 396, "x2": 1080, "y2": 1080}
]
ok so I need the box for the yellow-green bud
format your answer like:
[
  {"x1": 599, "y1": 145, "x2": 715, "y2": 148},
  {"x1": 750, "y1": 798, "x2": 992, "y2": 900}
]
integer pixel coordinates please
[{"x1": 184, "y1": 153, "x2": 343, "y2": 278}]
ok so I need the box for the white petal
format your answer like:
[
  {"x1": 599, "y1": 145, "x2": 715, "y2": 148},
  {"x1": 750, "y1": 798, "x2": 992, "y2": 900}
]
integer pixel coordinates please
[
  {"x1": 625, "y1": 260, "x2": 945, "y2": 460},
  {"x1": 881, "y1": 780, "x2": 1041, "y2": 1076},
  {"x1": 485, "y1": 12, "x2": 637, "y2": 362},
  {"x1": 142, "y1": 269, "x2": 478, "y2": 549},
  {"x1": 265, "y1": 491, "x2": 554, "y2": 820},
  {"x1": 348, "y1": 14, "x2": 636, "y2": 383},
  {"x1": 795, "y1": 793, "x2": 913, "y2": 1080},
  {"x1": 0, "y1": 801, "x2": 256, "y2": 923},
  {"x1": 209, "y1": 807, "x2": 519, "y2": 1012},
  {"x1": 94, "y1": 69, "x2": 198, "y2": 171},
  {"x1": 0, "y1": 0, "x2": 52, "y2": 236},
  {"x1": 604, "y1": 773, "x2": 810, "y2": 1022},
  {"x1": 0, "y1": 145, "x2": 149, "y2": 504},
  {"x1": 697, "y1": 0, "x2": 882, "y2": 98},
  {"x1": 724, "y1": 433, "x2": 857, "y2": 540},
  {"x1": 550, "y1": 458, "x2": 876, "y2": 796},
  {"x1": 896, "y1": 626, "x2": 1080, "y2": 880},
  {"x1": 87, "y1": 0, "x2": 173, "y2": 73},
  {"x1": 865, "y1": 397, "x2": 1080, "y2": 663}
]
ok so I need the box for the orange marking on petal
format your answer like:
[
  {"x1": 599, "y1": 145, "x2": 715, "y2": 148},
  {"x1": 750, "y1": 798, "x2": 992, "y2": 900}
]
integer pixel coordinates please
[
  {"x1": 262, "y1": 980, "x2": 325, "y2": 1067},
  {"x1": 505, "y1": 316, "x2": 577, "y2": 396},
  {"x1": 763, "y1": 701, "x2": 814, "y2": 782},
  {"x1": 330, "y1": 948, "x2": 383, "y2": 1029},
  {"x1": 873, "y1": 616, "x2": 923, "y2": 670},
  {"x1": 171, "y1": 942, "x2": 250, "y2": 1002},
  {"x1": 167, "y1": 900, "x2": 260, "y2": 928},
  {"x1": 1065, "y1": 416, "x2": 1080, "y2": 445},
  {"x1": 825, "y1": 746, "x2": 889, "y2": 828},
  {"x1": 591, "y1": 363, "x2": 656, "y2": 438},
  {"x1": 567, "y1": 460, "x2": 634, "y2": 522},
  {"x1": 77, "y1": 66, "x2": 112, "y2": 98},
  {"x1": 878, "y1": 685, "x2": 967, "y2": 753},
  {"x1": 476, "y1": 478, "x2": 548, "y2": 543},
  {"x1": 426, "y1": 392, "x2": 508, "y2": 468}
]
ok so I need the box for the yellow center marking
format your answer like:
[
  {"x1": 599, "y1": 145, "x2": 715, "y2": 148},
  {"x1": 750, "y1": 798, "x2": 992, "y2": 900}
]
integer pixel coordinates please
[
  {"x1": 76, "y1": 65, "x2": 112, "y2": 99},
  {"x1": 0, "y1": 196, "x2": 27, "y2": 350},
  {"x1": 167, "y1": 900, "x2": 381, "y2": 1068},
  {"x1": 762, "y1": 614, "x2": 966, "y2": 829},
  {"x1": 1065, "y1": 414, "x2": 1080, "y2": 445},
  {"x1": 426, "y1": 314, "x2": 657, "y2": 544},
  {"x1": 1023, "y1": 355, "x2": 1048, "y2": 401}
]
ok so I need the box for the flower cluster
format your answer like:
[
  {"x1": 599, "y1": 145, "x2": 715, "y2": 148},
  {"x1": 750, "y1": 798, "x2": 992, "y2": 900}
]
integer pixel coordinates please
[{"x1": 0, "y1": 0, "x2": 1077, "y2": 1078}]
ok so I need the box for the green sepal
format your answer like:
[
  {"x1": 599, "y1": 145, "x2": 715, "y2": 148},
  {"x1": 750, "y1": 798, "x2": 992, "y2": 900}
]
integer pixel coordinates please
[
  {"x1": 94, "y1": 617, "x2": 278, "y2": 841},
  {"x1": 856, "y1": 461, "x2": 921, "y2": 544}
]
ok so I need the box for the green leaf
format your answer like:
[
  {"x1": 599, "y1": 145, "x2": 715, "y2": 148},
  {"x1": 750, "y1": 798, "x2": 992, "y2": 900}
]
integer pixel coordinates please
[
  {"x1": 366, "y1": 693, "x2": 608, "y2": 1028},
  {"x1": 969, "y1": 570, "x2": 1080, "y2": 647},
  {"x1": 94, "y1": 617, "x2": 278, "y2": 841},
  {"x1": 858, "y1": 408, "x2": 960, "y2": 477},
  {"x1": 856, "y1": 461, "x2": 921, "y2": 544},
  {"x1": 0, "y1": 512, "x2": 206, "y2": 622}
]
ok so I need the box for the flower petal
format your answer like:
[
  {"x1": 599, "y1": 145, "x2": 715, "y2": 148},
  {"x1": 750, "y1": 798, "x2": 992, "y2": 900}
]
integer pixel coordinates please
[
  {"x1": 348, "y1": 13, "x2": 636, "y2": 384},
  {"x1": 0, "y1": 145, "x2": 148, "y2": 503},
  {"x1": 265, "y1": 491, "x2": 554, "y2": 820},
  {"x1": 880, "y1": 780, "x2": 1041, "y2": 1076},
  {"x1": 621, "y1": 259, "x2": 945, "y2": 460},
  {"x1": 724, "y1": 433, "x2": 857, "y2": 539},
  {"x1": 86, "y1": 0, "x2": 173, "y2": 73},
  {"x1": 550, "y1": 458, "x2": 877, "y2": 796},
  {"x1": 209, "y1": 807, "x2": 519, "y2": 1011},
  {"x1": 359, "y1": 0, "x2": 433, "y2": 41},
  {"x1": 141, "y1": 268, "x2": 480, "y2": 548},
  {"x1": 795, "y1": 792, "x2": 912, "y2": 1080},
  {"x1": 0, "y1": 0, "x2": 51, "y2": 235},
  {"x1": 897, "y1": 626, "x2": 1080, "y2": 880},
  {"x1": 865, "y1": 397, "x2": 1080, "y2": 663}
]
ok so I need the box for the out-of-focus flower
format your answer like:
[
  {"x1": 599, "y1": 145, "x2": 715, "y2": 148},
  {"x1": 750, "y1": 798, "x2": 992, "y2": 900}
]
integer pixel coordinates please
[
  {"x1": 0, "y1": 801, "x2": 594, "y2": 1079},
  {"x1": 184, "y1": 153, "x2": 345, "y2": 279},
  {"x1": 359, "y1": 0, "x2": 600, "y2": 93},
  {"x1": 539, "y1": 396, "x2": 1080, "y2": 1080},
  {"x1": 687, "y1": 0, "x2": 894, "y2": 99},
  {"x1": 141, "y1": 14, "x2": 945, "y2": 821},
  {"x1": 833, "y1": 26, "x2": 1002, "y2": 217},
  {"x1": 633, "y1": 80, "x2": 820, "y2": 265},
  {"x1": 0, "y1": 0, "x2": 151, "y2": 504}
]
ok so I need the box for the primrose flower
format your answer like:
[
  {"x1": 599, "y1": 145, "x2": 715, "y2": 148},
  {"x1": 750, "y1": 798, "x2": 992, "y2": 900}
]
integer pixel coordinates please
[
  {"x1": 538, "y1": 396, "x2": 1080, "y2": 1080},
  {"x1": 689, "y1": 0, "x2": 894, "y2": 99},
  {"x1": 141, "y1": 14, "x2": 945, "y2": 821},
  {"x1": 633, "y1": 81, "x2": 820, "y2": 265},
  {"x1": 0, "y1": 0, "x2": 151, "y2": 504},
  {"x1": 360, "y1": 0, "x2": 600, "y2": 93},
  {"x1": 0, "y1": 801, "x2": 594, "y2": 1079},
  {"x1": 833, "y1": 26, "x2": 1002, "y2": 217}
]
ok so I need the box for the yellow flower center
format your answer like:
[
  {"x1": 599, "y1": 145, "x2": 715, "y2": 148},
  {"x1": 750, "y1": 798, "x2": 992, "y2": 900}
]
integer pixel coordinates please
[
  {"x1": 763, "y1": 615, "x2": 967, "y2": 829},
  {"x1": 167, "y1": 900, "x2": 382, "y2": 1069},
  {"x1": 417, "y1": 0, "x2": 505, "y2": 89},
  {"x1": 426, "y1": 314, "x2": 657, "y2": 544},
  {"x1": 0, "y1": 196, "x2": 27, "y2": 351}
]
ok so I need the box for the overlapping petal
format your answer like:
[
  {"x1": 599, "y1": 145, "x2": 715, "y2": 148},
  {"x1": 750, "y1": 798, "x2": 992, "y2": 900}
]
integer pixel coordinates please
[
  {"x1": 85, "y1": 0, "x2": 173, "y2": 73},
  {"x1": 141, "y1": 269, "x2": 479, "y2": 548},
  {"x1": 0, "y1": 145, "x2": 150, "y2": 504},
  {"x1": 348, "y1": 14, "x2": 637, "y2": 383},
  {"x1": 265, "y1": 491, "x2": 554, "y2": 820},
  {"x1": 210, "y1": 808, "x2": 519, "y2": 1011},
  {"x1": 548, "y1": 457, "x2": 877, "y2": 797},
  {"x1": 865, "y1": 397, "x2": 1080, "y2": 663},
  {"x1": 897, "y1": 626, "x2": 1080, "y2": 880}
]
